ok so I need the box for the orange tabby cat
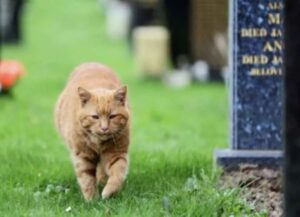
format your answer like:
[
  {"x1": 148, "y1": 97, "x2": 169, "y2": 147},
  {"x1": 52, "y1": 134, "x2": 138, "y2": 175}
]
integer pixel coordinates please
[{"x1": 55, "y1": 63, "x2": 130, "y2": 201}]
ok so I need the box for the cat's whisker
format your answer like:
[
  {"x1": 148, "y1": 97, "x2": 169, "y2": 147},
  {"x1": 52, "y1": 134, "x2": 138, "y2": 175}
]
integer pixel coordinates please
[{"x1": 116, "y1": 129, "x2": 127, "y2": 136}]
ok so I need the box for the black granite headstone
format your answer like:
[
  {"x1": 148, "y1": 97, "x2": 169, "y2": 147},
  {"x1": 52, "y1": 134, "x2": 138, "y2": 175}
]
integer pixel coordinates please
[
  {"x1": 215, "y1": 0, "x2": 284, "y2": 169},
  {"x1": 284, "y1": 0, "x2": 300, "y2": 216}
]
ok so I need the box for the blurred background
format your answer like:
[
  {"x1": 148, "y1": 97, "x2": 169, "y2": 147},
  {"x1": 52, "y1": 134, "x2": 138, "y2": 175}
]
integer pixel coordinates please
[
  {"x1": 1, "y1": 0, "x2": 229, "y2": 86},
  {"x1": 0, "y1": 0, "x2": 231, "y2": 215}
]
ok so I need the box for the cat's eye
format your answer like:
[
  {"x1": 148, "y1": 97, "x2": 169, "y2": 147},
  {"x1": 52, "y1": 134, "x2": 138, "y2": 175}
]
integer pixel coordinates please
[
  {"x1": 109, "y1": 114, "x2": 118, "y2": 119},
  {"x1": 91, "y1": 115, "x2": 99, "y2": 119}
]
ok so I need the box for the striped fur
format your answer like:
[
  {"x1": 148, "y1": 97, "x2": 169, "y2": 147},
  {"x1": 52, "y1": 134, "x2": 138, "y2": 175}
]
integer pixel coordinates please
[{"x1": 54, "y1": 63, "x2": 130, "y2": 201}]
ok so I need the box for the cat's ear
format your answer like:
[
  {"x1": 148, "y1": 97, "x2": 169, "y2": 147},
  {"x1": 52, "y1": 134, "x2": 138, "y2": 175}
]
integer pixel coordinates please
[
  {"x1": 114, "y1": 85, "x2": 127, "y2": 105},
  {"x1": 78, "y1": 87, "x2": 91, "y2": 105}
]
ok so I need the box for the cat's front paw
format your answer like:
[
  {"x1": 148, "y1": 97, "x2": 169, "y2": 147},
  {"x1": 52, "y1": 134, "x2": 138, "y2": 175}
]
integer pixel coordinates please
[
  {"x1": 101, "y1": 188, "x2": 113, "y2": 199},
  {"x1": 101, "y1": 182, "x2": 121, "y2": 199}
]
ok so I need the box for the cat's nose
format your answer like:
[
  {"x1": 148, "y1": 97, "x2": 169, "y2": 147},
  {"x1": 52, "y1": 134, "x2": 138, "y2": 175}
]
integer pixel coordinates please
[{"x1": 101, "y1": 127, "x2": 109, "y2": 132}]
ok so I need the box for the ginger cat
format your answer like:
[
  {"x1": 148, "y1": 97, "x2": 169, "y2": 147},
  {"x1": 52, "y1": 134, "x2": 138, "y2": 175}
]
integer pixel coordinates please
[{"x1": 55, "y1": 63, "x2": 130, "y2": 201}]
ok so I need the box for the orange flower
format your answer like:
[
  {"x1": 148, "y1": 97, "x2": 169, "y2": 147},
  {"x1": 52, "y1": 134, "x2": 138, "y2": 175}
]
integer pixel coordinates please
[{"x1": 0, "y1": 60, "x2": 25, "y2": 90}]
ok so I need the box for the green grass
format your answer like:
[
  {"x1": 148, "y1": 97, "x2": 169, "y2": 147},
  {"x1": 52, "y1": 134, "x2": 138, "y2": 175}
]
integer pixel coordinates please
[{"x1": 0, "y1": 0, "x2": 266, "y2": 216}]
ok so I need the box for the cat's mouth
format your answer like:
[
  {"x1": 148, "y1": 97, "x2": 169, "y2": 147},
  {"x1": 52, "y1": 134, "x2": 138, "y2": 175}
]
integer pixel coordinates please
[{"x1": 95, "y1": 132, "x2": 112, "y2": 139}]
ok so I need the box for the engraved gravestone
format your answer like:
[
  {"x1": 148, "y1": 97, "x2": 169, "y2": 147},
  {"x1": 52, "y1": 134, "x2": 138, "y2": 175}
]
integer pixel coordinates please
[{"x1": 215, "y1": 0, "x2": 284, "y2": 169}]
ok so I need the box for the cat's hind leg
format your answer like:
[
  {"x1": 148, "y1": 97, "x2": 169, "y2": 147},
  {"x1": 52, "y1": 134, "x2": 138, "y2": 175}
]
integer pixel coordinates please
[
  {"x1": 96, "y1": 159, "x2": 108, "y2": 186},
  {"x1": 101, "y1": 154, "x2": 128, "y2": 199}
]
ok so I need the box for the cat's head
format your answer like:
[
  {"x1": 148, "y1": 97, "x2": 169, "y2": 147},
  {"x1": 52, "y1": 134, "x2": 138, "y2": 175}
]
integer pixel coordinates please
[{"x1": 77, "y1": 86, "x2": 129, "y2": 140}]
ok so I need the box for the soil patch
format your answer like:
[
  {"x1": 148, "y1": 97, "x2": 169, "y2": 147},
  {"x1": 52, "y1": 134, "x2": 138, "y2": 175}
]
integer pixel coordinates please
[{"x1": 220, "y1": 164, "x2": 283, "y2": 217}]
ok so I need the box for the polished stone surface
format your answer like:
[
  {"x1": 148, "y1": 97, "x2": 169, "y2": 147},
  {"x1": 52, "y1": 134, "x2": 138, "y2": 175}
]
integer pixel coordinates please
[
  {"x1": 231, "y1": 0, "x2": 284, "y2": 150},
  {"x1": 215, "y1": 0, "x2": 284, "y2": 169}
]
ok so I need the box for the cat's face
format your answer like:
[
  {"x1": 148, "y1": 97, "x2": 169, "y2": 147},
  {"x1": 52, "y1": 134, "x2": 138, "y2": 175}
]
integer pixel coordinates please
[{"x1": 77, "y1": 86, "x2": 129, "y2": 140}]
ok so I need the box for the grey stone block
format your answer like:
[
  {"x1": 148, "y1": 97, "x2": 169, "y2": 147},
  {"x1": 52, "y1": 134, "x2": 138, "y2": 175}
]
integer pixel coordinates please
[{"x1": 215, "y1": 149, "x2": 283, "y2": 171}]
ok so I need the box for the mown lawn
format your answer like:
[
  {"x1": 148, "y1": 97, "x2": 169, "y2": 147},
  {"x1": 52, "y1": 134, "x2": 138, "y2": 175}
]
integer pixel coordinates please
[{"x1": 0, "y1": 0, "x2": 267, "y2": 216}]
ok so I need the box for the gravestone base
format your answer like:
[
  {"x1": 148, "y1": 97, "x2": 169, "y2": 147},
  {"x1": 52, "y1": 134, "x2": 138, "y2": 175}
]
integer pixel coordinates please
[{"x1": 215, "y1": 149, "x2": 283, "y2": 171}]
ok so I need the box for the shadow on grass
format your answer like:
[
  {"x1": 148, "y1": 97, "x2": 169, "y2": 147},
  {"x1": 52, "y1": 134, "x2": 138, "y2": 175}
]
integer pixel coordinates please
[
  {"x1": 37, "y1": 155, "x2": 215, "y2": 202},
  {"x1": 0, "y1": 90, "x2": 14, "y2": 98}
]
